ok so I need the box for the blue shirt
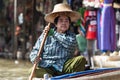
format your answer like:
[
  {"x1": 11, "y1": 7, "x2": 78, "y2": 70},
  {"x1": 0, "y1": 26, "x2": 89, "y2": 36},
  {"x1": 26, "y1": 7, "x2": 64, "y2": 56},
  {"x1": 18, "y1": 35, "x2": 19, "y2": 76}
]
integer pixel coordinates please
[{"x1": 29, "y1": 30, "x2": 78, "y2": 72}]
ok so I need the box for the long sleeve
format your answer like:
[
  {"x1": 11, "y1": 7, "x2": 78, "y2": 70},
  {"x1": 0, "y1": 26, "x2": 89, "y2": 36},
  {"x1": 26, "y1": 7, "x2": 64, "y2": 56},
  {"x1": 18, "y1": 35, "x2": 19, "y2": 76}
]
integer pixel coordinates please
[
  {"x1": 29, "y1": 33, "x2": 44, "y2": 63},
  {"x1": 29, "y1": 30, "x2": 78, "y2": 72}
]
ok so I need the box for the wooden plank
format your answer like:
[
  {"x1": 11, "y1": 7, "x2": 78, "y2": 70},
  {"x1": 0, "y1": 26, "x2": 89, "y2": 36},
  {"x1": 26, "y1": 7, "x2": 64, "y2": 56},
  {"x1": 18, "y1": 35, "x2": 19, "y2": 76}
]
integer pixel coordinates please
[{"x1": 93, "y1": 56, "x2": 120, "y2": 68}]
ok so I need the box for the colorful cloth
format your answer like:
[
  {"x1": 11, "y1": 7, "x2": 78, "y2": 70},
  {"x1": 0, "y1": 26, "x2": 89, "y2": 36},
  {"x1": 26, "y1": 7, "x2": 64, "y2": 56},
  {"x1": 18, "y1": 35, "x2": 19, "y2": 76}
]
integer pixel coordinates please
[
  {"x1": 97, "y1": 8, "x2": 102, "y2": 50},
  {"x1": 76, "y1": 34, "x2": 87, "y2": 53},
  {"x1": 84, "y1": 9, "x2": 97, "y2": 40},
  {"x1": 115, "y1": 9, "x2": 120, "y2": 48},
  {"x1": 76, "y1": 8, "x2": 86, "y2": 36},
  {"x1": 101, "y1": 0, "x2": 116, "y2": 51}
]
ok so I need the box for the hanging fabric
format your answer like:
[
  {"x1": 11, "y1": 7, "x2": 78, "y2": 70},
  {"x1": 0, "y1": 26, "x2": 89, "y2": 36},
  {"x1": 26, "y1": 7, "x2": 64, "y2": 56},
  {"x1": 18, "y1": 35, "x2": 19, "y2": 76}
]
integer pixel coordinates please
[
  {"x1": 84, "y1": 9, "x2": 97, "y2": 40},
  {"x1": 97, "y1": 8, "x2": 102, "y2": 50},
  {"x1": 101, "y1": 0, "x2": 116, "y2": 51},
  {"x1": 76, "y1": 7, "x2": 86, "y2": 36},
  {"x1": 115, "y1": 9, "x2": 120, "y2": 48},
  {"x1": 83, "y1": 0, "x2": 101, "y2": 8}
]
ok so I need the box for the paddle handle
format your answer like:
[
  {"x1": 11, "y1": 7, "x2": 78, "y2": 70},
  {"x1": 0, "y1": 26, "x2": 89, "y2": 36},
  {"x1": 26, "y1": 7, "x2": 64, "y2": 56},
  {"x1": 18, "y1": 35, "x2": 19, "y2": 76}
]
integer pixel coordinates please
[{"x1": 29, "y1": 23, "x2": 51, "y2": 80}]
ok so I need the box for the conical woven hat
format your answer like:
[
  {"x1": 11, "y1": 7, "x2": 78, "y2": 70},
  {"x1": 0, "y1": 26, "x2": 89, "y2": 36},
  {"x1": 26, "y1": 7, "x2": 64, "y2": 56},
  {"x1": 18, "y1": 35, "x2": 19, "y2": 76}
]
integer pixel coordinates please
[{"x1": 44, "y1": 3, "x2": 81, "y2": 23}]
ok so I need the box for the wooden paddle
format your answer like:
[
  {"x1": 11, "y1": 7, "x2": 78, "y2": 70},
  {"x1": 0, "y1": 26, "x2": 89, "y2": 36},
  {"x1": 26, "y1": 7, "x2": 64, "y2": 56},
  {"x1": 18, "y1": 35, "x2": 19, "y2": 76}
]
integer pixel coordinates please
[{"x1": 29, "y1": 23, "x2": 51, "y2": 80}]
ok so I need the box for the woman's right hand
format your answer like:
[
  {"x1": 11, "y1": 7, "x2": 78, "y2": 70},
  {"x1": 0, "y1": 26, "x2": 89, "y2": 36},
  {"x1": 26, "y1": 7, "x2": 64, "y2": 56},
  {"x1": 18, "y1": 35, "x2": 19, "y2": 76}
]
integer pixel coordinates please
[
  {"x1": 43, "y1": 25, "x2": 50, "y2": 34},
  {"x1": 34, "y1": 56, "x2": 42, "y2": 64}
]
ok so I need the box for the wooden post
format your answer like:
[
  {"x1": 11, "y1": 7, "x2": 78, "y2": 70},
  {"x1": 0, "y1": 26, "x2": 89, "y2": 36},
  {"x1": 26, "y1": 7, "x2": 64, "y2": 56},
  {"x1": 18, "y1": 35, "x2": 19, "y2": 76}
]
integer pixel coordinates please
[{"x1": 13, "y1": 0, "x2": 17, "y2": 59}]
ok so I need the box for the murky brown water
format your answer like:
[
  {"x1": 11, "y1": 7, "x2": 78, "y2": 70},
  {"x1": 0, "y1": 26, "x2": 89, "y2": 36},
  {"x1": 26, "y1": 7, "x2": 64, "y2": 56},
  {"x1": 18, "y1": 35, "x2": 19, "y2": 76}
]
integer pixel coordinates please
[{"x1": 0, "y1": 58, "x2": 32, "y2": 80}]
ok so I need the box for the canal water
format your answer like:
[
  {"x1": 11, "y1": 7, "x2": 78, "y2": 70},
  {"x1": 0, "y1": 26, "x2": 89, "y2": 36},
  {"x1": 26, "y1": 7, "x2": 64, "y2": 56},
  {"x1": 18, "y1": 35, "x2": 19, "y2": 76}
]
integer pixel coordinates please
[{"x1": 0, "y1": 58, "x2": 32, "y2": 80}]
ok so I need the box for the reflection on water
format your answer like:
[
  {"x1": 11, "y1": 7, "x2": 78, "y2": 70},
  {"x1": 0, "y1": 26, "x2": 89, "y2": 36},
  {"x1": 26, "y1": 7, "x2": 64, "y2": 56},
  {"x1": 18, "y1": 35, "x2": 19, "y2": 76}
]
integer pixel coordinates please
[{"x1": 0, "y1": 58, "x2": 32, "y2": 80}]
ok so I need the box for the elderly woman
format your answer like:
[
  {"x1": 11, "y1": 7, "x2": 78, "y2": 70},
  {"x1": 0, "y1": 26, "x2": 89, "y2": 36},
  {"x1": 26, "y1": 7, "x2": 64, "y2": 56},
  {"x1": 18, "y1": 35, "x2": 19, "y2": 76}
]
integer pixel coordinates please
[{"x1": 29, "y1": 3, "x2": 86, "y2": 78}]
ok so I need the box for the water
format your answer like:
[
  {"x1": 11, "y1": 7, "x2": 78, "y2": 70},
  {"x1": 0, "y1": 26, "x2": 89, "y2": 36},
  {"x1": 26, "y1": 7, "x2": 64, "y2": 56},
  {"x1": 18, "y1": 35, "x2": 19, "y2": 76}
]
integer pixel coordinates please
[{"x1": 0, "y1": 59, "x2": 32, "y2": 80}]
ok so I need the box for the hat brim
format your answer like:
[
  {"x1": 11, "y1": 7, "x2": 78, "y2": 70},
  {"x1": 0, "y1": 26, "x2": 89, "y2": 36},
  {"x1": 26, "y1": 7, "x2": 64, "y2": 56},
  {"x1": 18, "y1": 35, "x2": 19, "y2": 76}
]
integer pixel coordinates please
[{"x1": 44, "y1": 11, "x2": 81, "y2": 23}]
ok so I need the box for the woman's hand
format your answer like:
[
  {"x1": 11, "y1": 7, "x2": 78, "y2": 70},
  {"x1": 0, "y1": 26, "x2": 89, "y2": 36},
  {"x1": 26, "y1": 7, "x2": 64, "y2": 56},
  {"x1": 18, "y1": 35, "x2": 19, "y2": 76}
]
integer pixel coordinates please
[
  {"x1": 74, "y1": 48, "x2": 80, "y2": 57},
  {"x1": 34, "y1": 56, "x2": 42, "y2": 64},
  {"x1": 43, "y1": 26, "x2": 50, "y2": 35}
]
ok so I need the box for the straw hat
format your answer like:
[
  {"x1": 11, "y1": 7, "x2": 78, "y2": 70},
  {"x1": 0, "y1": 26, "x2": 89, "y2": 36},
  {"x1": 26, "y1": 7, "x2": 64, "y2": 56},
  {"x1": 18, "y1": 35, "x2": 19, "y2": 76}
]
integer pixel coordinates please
[{"x1": 44, "y1": 3, "x2": 81, "y2": 23}]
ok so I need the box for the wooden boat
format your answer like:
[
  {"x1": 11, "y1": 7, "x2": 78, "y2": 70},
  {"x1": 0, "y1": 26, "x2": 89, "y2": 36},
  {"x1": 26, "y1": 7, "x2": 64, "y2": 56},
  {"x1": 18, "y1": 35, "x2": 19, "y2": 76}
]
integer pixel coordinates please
[
  {"x1": 51, "y1": 68, "x2": 120, "y2": 80},
  {"x1": 33, "y1": 68, "x2": 120, "y2": 80}
]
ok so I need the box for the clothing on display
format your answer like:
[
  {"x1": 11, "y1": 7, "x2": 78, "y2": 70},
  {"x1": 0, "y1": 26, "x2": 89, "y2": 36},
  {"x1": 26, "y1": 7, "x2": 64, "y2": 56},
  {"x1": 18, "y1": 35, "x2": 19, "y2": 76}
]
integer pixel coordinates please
[
  {"x1": 101, "y1": 0, "x2": 116, "y2": 51},
  {"x1": 115, "y1": 9, "x2": 120, "y2": 48},
  {"x1": 84, "y1": 9, "x2": 97, "y2": 40},
  {"x1": 76, "y1": 8, "x2": 86, "y2": 36},
  {"x1": 76, "y1": 34, "x2": 87, "y2": 53},
  {"x1": 97, "y1": 8, "x2": 102, "y2": 50},
  {"x1": 83, "y1": 0, "x2": 102, "y2": 8}
]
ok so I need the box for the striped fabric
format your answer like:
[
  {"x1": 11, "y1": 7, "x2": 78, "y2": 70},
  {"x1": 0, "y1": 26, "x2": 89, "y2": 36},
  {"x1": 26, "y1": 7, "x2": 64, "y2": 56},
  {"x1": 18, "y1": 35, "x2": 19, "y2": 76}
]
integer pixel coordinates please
[{"x1": 29, "y1": 30, "x2": 78, "y2": 72}]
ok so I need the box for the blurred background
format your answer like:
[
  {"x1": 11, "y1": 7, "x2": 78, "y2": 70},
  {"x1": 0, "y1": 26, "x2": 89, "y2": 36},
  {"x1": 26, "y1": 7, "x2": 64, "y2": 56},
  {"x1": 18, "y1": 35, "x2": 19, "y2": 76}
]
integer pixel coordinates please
[
  {"x1": 0, "y1": 0, "x2": 120, "y2": 80},
  {"x1": 0, "y1": 0, "x2": 64, "y2": 80},
  {"x1": 0, "y1": 0, "x2": 64, "y2": 60}
]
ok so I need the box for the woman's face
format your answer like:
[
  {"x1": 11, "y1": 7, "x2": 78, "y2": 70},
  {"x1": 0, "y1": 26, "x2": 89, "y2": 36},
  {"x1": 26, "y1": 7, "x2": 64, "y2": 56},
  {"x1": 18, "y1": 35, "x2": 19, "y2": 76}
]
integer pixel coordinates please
[{"x1": 56, "y1": 15, "x2": 70, "y2": 33}]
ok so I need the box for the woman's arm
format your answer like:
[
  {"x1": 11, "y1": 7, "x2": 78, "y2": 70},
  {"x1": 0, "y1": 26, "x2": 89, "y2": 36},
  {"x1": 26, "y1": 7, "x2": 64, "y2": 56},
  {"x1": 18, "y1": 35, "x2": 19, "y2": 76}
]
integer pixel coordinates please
[{"x1": 29, "y1": 34, "x2": 44, "y2": 63}]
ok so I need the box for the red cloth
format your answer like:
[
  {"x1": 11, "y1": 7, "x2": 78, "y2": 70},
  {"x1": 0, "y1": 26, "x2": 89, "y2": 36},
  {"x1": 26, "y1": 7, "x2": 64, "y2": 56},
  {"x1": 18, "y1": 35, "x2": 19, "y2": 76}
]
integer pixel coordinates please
[
  {"x1": 84, "y1": 10, "x2": 97, "y2": 40},
  {"x1": 86, "y1": 25, "x2": 97, "y2": 39}
]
